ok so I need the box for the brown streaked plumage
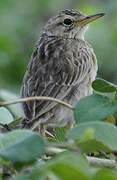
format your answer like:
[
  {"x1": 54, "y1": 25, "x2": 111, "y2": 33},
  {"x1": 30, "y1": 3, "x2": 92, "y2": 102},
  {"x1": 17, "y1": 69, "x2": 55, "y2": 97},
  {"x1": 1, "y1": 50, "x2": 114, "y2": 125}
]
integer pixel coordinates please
[{"x1": 21, "y1": 9, "x2": 105, "y2": 132}]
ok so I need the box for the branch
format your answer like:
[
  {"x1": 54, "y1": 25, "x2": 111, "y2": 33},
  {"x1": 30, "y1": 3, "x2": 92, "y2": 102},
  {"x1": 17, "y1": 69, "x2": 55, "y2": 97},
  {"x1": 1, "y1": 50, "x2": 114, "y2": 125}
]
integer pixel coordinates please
[
  {"x1": 46, "y1": 147, "x2": 117, "y2": 169},
  {"x1": 86, "y1": 156, "x2": 117, "y2": 169},
  {"x1": 0, "y1": 96, "x2": 74, "y2": 110}
]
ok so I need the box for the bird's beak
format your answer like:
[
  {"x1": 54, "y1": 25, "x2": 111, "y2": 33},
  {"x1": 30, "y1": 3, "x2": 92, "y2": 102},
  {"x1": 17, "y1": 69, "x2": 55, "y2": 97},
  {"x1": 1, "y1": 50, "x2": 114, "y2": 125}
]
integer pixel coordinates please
[{"x1": 78, "y1": 13, "x2": 105, "y2": 26}]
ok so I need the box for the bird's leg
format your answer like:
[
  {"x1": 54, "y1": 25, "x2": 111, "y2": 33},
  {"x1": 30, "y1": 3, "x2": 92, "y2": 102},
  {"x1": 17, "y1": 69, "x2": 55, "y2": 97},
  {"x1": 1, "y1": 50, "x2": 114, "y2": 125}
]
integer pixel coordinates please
[
  {"x1": 66, "y1": 120, "x2": 75, "y2": 129},
  {"x1": 39, "y1": 124, "x2": 55, "y2": 138},
  {"x1": 31, "y1": 121, "x2": 46, "y2": 137},
  {"x1": 38, "y1": 124, "x2": 46, "y2": 137}
]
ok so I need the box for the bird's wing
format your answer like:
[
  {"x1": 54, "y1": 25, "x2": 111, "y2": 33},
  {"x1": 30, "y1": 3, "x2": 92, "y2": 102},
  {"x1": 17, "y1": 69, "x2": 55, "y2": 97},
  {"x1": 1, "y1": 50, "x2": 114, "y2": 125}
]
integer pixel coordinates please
[{"x1": 21, "y1": 37, "x2": 96, "y2": 121}]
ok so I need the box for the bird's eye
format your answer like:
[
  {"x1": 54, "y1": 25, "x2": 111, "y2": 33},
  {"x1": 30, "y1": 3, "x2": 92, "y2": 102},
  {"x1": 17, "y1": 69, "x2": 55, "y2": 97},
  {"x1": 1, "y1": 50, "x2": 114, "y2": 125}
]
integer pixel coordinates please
[{"x1": 63, "y1": 18, "x2": 73, "y2": 26}]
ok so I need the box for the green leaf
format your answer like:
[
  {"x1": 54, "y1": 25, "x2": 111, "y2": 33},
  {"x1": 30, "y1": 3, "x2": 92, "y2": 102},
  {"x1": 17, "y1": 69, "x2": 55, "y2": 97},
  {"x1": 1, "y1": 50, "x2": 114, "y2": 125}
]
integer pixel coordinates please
[
  {"x1": 8, "y1": 118, "x2": 22, "y2": 129},
  {"x1": 16, "y1": 171, "x2": 55, "y2": 180},
  {"x1": 0, "y1": 107, "x2": 14, "y2": 124},
  {"x1": 0, "y1": 130, "x2": 45, "y2": 164},
  {"x1": 74, "y1": 94, "x2": 117, "y2": 124},
  {"x1": 47, "y1": 152, "x2": 91, "y2": 180},
  {"x1": 54, "y1": 127, "x2": 67, "y2": 142},
  {"x1": 93, "y1": 168, "x2": 117, "y2": 180},
  {"x1": 12, "y1": 175, "x2": 30, "y2": 180},
  {"x1": 92, "y1": 78, "x2": 117, "y2": 93},
  {"x1": 13, "y1": 152, "x2": 91, "y2": 180},
  {"x1": 67, "y1": 122, "x2": 117, "y2": 153},
  {"x1": 0, "y1": 90, "x2": 22, "y2": 118},
  {"x1": 105, "y1": 115, "x2": 116, "y2": 125}
]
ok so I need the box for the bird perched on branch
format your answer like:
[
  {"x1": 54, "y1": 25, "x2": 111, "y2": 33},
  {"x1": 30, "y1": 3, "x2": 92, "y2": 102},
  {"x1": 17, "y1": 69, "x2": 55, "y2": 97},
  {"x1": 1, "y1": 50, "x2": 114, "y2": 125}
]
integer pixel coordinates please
[{"x1": 21, "y1": 9, "x2": 105, "y2": 134}]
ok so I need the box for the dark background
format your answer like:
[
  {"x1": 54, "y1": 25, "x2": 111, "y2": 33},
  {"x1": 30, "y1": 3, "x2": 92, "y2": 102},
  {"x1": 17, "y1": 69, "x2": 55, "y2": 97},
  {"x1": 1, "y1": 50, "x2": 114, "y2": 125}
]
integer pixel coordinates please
[{"x1": 0, "y1": 0, "x2": 117, "y2": 93}]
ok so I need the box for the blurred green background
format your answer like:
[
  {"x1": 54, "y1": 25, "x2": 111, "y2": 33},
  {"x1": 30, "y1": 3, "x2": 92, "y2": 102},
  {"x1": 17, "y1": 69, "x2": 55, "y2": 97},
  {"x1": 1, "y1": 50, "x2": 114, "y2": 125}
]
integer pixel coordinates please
[{"x1": 0, "y1": 0, "x2": 117, "y2": 94}]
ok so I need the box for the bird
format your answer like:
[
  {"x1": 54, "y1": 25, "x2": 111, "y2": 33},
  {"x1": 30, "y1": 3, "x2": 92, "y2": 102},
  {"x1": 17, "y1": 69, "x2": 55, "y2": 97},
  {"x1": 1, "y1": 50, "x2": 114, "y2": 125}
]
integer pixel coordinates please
[{"x1": 21, "y1": 9, "x2": 105, "y2": 134}]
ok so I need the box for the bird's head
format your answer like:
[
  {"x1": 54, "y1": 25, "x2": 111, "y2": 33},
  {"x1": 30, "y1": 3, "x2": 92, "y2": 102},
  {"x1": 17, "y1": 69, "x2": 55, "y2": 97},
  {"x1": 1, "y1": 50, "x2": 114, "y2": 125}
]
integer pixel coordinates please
[{"x1": 44, "y1": 9, "x2": 105, "y2": 40}]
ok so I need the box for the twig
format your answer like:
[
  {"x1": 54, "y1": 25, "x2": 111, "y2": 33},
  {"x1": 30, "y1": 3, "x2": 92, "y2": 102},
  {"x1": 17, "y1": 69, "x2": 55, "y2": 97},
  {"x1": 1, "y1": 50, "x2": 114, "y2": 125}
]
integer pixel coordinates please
[
  {"x1": 46, "y1": 147, "x2": 65, "y2": 155},
  {"x1": 0, "y1": 96, "x2": 74, "y2": 110},
  {"x1": 0, "y1": 123, "x2": 11, "y2": 132}
]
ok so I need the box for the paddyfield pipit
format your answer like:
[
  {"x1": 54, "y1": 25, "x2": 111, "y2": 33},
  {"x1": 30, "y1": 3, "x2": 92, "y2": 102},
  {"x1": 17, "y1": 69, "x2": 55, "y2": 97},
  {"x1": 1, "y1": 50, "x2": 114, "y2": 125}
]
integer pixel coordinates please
[{"x1": 21, "y1": 9, "x2": 105, "y2": 133}]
